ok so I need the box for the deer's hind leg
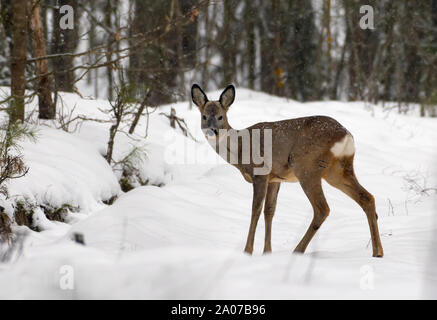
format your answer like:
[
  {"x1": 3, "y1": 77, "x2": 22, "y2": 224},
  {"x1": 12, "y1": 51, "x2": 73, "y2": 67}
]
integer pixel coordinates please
[
  {"x1": 324, "y1": 156, "x2": 384, "y2": 257},
  {"x1": 294, "y1": 172, "x2": 330, "y2": 254}
]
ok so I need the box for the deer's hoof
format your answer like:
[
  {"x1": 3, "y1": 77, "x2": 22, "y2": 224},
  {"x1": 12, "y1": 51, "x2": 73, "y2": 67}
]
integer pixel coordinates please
[
  {"x1": 293, "y1": 246, "x2": 305, "y2": 254},
  {"x1": 244, "y1": 247, "x2": 253, "y2": 255}
]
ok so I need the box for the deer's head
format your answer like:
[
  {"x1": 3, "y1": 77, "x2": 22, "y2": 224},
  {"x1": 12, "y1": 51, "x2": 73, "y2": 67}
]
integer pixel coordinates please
[{"x1": 191, "y1": 84, "x2": 235, "y2": 139}]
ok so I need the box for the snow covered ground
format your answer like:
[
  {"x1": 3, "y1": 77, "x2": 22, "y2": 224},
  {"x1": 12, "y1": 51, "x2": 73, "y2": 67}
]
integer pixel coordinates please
[{"x1": 0, "y1": 88, "x2": 436, "y2": 299}]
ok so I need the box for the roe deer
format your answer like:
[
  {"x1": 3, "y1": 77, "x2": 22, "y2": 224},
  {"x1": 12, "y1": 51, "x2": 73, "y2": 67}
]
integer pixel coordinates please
[{"x1": 191, "y1": 84, "x2": 384, "y2": 257}]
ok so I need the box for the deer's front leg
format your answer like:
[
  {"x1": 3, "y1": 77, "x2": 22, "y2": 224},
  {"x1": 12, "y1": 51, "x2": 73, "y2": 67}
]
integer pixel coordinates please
[
  {"x1": 244, "y1": 175, "x2": 268, "y2": 254},
  {"x1": 263, "y1": 182, "x2": 281, "y2": 254}
]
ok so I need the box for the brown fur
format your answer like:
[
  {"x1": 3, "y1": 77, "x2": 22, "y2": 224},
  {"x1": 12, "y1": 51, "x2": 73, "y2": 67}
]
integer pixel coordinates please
[{"x1": 192, "y1": 84, "x2": 384, "y2": 257}]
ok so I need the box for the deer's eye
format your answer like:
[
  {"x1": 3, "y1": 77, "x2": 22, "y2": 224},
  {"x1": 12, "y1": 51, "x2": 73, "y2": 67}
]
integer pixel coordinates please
[
  {"x1": 202, "y1": 115, "x2": 207, "y2": 120},
  {"x1": 218, "y1": 116, "x2": 223, "y2": 121}
]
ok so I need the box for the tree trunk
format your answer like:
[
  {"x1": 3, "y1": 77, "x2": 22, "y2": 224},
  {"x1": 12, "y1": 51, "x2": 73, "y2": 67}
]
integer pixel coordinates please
[
  {"x1": 324, "y1": 0, "x2": 332, "y2": 97},
  {"x1": 1, "y1": 0, "x2": 13, "y2": 54},
  {"x1": 105, "y1": 0, "x2": 114, "y2": 101},
  {"x1": 343, "y1": 0, "x2": 363, "y2": 100},
  {"x1": 245, "y1": 0, "x2": 256, "y2": 90},
  {"x1": 175, "y1": 0, "x2": 185, "y2": 100},
  {"x1": 10, "y1": 0, "x2": 28, "y2": 123},
  {"x1": 222, "y1": 0, "x2": 232, "y2": 85},
  {"x1": 51, "y1": 0, "x2": 77, "y2": 92},
  {"x1": 200, "y1": 4, "x2": 211, "y2": 89},
  {"x1": 331, "y1": 35, "x2": 347, "y2": 100},
  {"x1": 30, "y1": 0, "x2": 55, "y2": 119},
  {"x1": 272, "y1": 0, "x2": 282, "y2": 96}
]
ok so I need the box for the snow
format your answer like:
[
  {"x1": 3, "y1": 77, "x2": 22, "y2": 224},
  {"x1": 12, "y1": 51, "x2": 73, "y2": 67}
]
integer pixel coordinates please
[
  {"x1": 0, "y1": 88, "x2": 436, "y2": 299},
  {"x1": 8, "y1": 126, "x2": 120, "y2": 213}
]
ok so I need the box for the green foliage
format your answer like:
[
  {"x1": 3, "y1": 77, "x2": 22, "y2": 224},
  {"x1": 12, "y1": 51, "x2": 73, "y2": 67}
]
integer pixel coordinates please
[{"x1": 0, "y1": 120, "x2": 36, "y2": 196}]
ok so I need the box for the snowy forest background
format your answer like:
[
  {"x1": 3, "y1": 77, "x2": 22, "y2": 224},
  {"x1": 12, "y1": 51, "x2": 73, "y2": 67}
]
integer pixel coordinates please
[
  {"x1": 1, "y1": 0, "x2": 437, "y2": 111},
  {"x1": 0, "y1": 0, "x2": 436, "y2": 299}
]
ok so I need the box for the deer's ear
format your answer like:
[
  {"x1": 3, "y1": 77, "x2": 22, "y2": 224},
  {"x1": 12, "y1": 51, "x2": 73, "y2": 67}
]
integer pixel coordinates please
[
  {"x1": 220, "y1": 85, "x2": 235, "y2": 110},
  {"x1": 191, "y1": 84, "x2": 208, "y2": 108}
]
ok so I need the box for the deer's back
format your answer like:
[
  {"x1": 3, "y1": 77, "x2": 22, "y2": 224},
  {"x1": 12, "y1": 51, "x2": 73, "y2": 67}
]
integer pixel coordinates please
[
  {"x1": 246, "y1": 115, "x2": 352, "y2": 182},
  {"x1": 249, "y1": 115, "x2": 349, "y2": 149}
]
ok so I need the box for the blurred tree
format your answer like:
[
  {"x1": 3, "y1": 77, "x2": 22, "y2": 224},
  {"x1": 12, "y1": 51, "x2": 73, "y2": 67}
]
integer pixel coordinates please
[
  {"x1": 10, "y1": 0, "x2": 28, "y2": 123},
  {"x1": 51, "y1": 0, "x2": 79, "y2": 93},
  {"x1": 128, "y1": 0, "x2": 199, "y2": 105},
  {"x1": 244, "y1": 0, "x2": 256, "y2": 90},
  {"x1": 29, "y1": 0, "x2": 55, "y2": 119},
  {"x1": 1, "y1": 0, "x2": 436, "y2": 118},
  {"x1": 0, "y1": 0, "x2": 12, "y2": 86}
]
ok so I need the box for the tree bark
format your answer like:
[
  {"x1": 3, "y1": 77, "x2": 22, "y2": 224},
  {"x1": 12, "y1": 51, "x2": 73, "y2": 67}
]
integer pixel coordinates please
[
  {"x1": 331, "y1": 35, "x2": 347, "y2": 100},
  {"x1": 10, "y1": 0, "x2": 28, "y2": 123},
  {"x1": 105, "y1": 0, "x2": 114, "y2": 101},
  {"x1": 222, "y1": 0, "x2": 236, "y2": 86},
  {"x1": 51, "y1": 0, "x2": 78, "y2": 92},
  {"x1": 175, "y1": 0, "x2": 185, "y2": 100},
  {"x1": 128, "y1": 90, "x2": 151, "y2": 134},
  {"x1": 245, "y1": 0, "x2": 256, "y2": 90},
  {"x1": 324, "y1": 0, "x2": 332, "y2": 97},
  {"x1": 30, "y1": 0, "x2": 55, "y2": 119},
  {"x1": 1, "y1": 0, "x2": 13, "y2": 54},
  {"x1": 272, "y1": 0, "x2": 282, "y2": 96}
]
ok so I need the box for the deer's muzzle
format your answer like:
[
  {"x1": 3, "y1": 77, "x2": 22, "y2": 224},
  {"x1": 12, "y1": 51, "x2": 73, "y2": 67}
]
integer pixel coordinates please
[{"x1": 204, "y1": 128, "x2": 218, "y2": 136}]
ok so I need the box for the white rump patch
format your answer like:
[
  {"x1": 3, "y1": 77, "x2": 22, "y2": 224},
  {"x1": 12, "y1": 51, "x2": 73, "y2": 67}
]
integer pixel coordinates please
[{"x1": 330, "y1": 134, "x2": 355, "y2": 157}]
